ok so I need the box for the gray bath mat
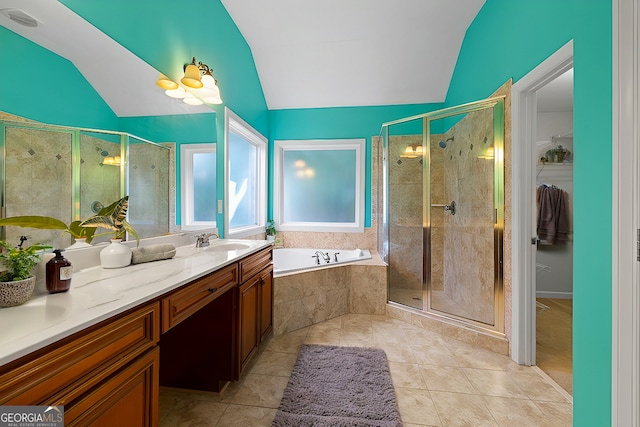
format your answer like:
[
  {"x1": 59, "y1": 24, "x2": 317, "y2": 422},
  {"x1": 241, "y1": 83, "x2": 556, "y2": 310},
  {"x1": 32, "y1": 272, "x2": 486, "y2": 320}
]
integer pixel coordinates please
[{"x1": 272, "y1": 344, "x2": 402, "y2": 427}]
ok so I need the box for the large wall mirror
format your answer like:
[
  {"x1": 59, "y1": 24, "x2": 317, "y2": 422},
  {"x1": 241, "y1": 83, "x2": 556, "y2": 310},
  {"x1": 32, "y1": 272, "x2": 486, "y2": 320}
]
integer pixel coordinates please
[
  {"x1": 0, "y1": 120, "x2": 171, "y2": 247},
  {"x1": 0, "y1": 3, "x2": 219, "y2": 246}
]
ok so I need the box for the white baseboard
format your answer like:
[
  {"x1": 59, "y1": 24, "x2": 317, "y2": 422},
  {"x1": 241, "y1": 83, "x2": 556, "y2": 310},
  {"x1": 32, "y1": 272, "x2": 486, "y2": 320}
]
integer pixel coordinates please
[{"x1": 536, "y1": 291, "x2": 573, "y2": 299}]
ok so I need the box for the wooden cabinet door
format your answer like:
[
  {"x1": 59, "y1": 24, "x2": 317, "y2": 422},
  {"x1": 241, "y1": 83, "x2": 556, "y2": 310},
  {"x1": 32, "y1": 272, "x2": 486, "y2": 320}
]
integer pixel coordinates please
[
  {"x1": 237, "y1": 275, "x2": 260, "y2": 374},
  {"x1": 259, "y1": 265, "x2": 273, "y2": 342},
  {"x1": 65, "y1": 347, "x2": 159, "y2": 427}
]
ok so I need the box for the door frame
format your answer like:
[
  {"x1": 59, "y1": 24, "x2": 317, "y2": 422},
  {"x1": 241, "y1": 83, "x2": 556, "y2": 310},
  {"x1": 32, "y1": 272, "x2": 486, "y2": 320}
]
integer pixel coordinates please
[
  {"x1": 511, "y1": 40, "x2": 573, "y2": 365},
  {"x1": 612, "y1": 0, "x2": 639, "y2": 425}
]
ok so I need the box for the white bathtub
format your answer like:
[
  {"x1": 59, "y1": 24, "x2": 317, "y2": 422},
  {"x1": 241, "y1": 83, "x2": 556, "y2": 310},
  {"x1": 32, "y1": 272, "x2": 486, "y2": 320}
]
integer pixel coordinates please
[{"x1": 273, "y1": 248, "x2": 372, "y2": 276}]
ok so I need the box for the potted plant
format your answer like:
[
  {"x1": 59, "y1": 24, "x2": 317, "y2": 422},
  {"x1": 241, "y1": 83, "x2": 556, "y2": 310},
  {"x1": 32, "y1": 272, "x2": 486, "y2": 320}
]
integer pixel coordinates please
[
  {"x1": 0, "y1": 240, "x2": 52, "y2": 307},
  {"x1": 266, "y1": 220, "x2": 277, "y2": 242},
  {"x1": 80, "y1": 196, "x2": 139, "y2": 268}
]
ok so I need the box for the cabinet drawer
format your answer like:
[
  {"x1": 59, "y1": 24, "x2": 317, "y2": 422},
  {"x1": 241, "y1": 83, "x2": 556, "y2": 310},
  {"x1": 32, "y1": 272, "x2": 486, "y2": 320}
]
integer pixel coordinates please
[
  {"x1": 0, "y1": 302, "x2": 159, "y2": 406},
  {"x1": 162, "y1": 263, "x2": 238, "y2": 332},
  {"x1": 239, "y1": 247, "x2": 272, "y2": 283},
  {"x1": 65, "y1": 347, "x2": 159, "y2": 427}
]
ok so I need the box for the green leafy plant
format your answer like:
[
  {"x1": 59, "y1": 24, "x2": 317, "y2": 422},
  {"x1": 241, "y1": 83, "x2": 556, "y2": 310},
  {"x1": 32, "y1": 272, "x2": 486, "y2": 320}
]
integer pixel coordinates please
[
  {"x1": 80, "y1": 196, "x2": 139, "y2": 245},
  {"x1": 266, "y1": 220, "x2": 277, "y2": 237},
  {"x1": 0, "y1": 241, "x2": 52, "y2": 282},
  {"x1": 0, "y1": 216, "x2": 96, "y2": 242}
]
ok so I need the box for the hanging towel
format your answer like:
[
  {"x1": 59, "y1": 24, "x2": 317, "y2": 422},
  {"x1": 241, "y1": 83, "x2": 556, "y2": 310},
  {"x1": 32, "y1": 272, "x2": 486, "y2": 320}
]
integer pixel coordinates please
[{"x1": 536, "y1": 185, "x2": 570, "y2": 244}]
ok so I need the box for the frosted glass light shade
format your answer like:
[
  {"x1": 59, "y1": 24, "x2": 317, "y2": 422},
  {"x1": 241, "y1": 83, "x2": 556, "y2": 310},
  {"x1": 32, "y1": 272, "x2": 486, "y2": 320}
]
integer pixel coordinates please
[
  {"x1": 183, "y1": 92, "x2": 203, "y2": 105},
  {"x1": 200, "y1": 74, "x2": 223, "y2": 104},
  {"x1": 165, "y1": 87, "x2": 186, "y2": 98},
  {"x1": 181, "y1": 64, "x2": 203, "y2": 88}
]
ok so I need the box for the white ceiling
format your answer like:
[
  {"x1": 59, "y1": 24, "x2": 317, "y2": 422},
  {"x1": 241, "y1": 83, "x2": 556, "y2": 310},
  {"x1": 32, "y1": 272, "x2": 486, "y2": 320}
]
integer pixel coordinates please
[
  {"x1": 537, "y1": 68, "x2": 574, "y2": 113},
  {"x1": 221, "y1": 0, "x2": 486, "y2": 109}
]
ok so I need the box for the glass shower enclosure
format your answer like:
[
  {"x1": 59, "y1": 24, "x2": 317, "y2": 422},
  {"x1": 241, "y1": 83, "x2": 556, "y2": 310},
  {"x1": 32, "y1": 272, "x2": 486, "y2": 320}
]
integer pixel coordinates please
[{"x1": 379, "y1": 97, "x2": 505, "y2": 333}]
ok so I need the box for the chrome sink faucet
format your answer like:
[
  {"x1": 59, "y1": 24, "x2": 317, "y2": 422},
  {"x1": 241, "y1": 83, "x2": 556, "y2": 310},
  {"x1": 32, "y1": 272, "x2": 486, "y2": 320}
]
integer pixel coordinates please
[{"x1": 195, "y1": 232, "x2": 219, "y2": 248}]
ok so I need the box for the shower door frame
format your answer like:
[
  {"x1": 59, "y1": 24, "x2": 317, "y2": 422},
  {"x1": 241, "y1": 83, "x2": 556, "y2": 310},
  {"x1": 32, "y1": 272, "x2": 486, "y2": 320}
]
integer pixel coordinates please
[{"x1": 382, "y1": 96, "x2": 505, "y2": 335}]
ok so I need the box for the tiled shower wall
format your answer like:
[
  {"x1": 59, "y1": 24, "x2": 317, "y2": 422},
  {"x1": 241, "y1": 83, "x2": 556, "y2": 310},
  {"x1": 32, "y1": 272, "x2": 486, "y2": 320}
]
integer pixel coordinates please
[
  {"x1": 440, "y1": 108, "x2": 495, "y2": 325},
  {"x1": 386, "y1": 134, "x2": 445, "y2": 296},
  {"x1": 128, "y1": 142, "x2": 170, "y2": 238},
  {"x1": 4, "y1": 127, "x2": 73, "y2": 246}
]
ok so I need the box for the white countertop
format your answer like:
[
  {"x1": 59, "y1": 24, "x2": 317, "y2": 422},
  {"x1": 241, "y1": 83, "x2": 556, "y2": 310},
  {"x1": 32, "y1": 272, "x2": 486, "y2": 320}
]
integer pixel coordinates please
[{"x1": 0, "y1": 239, "x2": 272, "y2": 366}]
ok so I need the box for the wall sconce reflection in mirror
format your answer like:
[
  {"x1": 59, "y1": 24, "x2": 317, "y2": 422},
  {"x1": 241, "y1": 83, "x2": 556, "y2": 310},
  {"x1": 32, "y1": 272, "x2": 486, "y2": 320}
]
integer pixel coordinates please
[
  {"x1": 101, "y1": 155, "x2": 121, "y2": 166},
  {"x1": 155, "y1": 57, "x2": 223, "y2": 106}
]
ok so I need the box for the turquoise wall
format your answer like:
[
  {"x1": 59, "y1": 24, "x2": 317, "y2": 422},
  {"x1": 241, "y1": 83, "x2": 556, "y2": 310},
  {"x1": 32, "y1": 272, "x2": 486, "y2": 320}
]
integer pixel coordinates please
[
  {"x1": 268, "y1": 103, "x2": 443, "y2": 226},
  {"x1": 0, "y1": 27, "x2": 118, "y2": 130},
  {"x1": 448, "y1": 1, "x2": 612, "y2": 425}
]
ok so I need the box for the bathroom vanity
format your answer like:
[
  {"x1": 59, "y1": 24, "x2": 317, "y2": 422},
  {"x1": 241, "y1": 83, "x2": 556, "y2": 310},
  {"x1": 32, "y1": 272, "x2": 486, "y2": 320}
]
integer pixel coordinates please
[{"x1": 0, "y1": 240, "x2": 273, "y2": 426}]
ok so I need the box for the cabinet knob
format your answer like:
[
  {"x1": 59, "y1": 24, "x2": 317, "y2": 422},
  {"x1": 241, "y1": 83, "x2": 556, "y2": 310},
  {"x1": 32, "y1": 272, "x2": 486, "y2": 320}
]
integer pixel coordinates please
[{"x1": 208, "y1": 287, "x2": 218, "y2": 293}]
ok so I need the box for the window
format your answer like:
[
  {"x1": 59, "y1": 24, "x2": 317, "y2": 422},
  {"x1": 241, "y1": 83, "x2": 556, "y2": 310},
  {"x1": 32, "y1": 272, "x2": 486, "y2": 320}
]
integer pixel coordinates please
[
  {"x1": 225, "y1": 108, "x2": 267, "y2": 238},
  {"x1": 180, "y1": 143, "x2": 216, "y2": 230},
  {"x1": 274, "y1": 139, "x2": 365, "y2": 233}
]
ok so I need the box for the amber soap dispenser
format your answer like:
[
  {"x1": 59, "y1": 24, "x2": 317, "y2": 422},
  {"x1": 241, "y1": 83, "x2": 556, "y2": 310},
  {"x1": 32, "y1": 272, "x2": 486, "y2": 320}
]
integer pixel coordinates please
[{"x1": 46, "y1": 249, "x2": 72, "y2": 293}]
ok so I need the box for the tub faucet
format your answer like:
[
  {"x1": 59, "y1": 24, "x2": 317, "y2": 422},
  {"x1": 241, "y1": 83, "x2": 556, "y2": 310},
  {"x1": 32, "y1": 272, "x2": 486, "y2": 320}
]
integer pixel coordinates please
[
  {"x1": 314, "y1": 250, "x2": 330, "y2": 264},
  {"x1": 195, "y1": 232, "x2": 219, "y2": 248},
  {"x1": 333, "y1": 252, "x2": 340, "y2": 262}
]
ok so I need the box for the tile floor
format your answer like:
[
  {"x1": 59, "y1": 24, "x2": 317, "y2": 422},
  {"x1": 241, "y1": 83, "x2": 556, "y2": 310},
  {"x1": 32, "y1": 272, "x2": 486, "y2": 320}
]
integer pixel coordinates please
[{"x1": 159, "y1": 313, "x2": 572, "y2": 426}]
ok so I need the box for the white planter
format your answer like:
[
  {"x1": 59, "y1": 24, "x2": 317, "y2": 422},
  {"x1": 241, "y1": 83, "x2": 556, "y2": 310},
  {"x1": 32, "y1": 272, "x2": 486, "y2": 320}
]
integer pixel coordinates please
[
  {"x1": 100, "y1": 239, "x2": 132, "y2": 269},
  {"x1": 68, "y1": 237, "x2": 92, "y2": 250},
  {"x1": 266, "y1": 235, "x2": 276, "y2": 242}
]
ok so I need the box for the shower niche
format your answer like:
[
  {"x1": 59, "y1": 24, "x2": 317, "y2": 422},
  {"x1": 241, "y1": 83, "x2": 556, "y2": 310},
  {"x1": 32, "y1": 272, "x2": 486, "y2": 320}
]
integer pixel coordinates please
[{"x1": 379, "y1": 97, "x2": 505, "y2": 334}]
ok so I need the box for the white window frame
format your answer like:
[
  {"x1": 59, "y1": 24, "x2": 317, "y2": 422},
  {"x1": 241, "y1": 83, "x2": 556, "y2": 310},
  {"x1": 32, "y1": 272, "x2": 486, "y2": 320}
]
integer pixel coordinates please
[
  {"x1": 224, "y1": 107, "x2": 267, "y2": 238},
  {"x1": 180, "y1": 143, "x2": 217, "y2": 231},
  {"x1": 273, "y1": 139, "x2": 365, "y2": 233}
]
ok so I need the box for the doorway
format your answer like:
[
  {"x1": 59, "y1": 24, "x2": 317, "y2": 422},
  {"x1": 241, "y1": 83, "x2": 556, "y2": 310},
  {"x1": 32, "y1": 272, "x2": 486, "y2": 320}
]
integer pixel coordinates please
[
  {"x1": 511, "y1": 40, "x2": 573, "y2": 393},
  {"x1": 534, "y1": 68, "x2": 574, "y2": 394}
]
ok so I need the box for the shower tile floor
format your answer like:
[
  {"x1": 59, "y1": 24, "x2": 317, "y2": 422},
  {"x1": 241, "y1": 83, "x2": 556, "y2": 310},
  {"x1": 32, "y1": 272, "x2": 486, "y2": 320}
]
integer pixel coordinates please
[
  {"x1": 159, "y1": 313, "x2": 572, "y2": 426},
  {"x1": 389, "y1": 288, "x2": 473, "y2": 317}
]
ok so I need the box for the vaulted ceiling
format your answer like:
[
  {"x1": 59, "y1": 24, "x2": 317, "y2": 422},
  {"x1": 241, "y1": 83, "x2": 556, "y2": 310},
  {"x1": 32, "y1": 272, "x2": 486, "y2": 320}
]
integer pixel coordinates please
[
  {"x1": 1, "y1": 0, "x2": 491, "y2": 116},
  {"x1": 219, "y1": 0, "x2": 486, "y2": 110}
]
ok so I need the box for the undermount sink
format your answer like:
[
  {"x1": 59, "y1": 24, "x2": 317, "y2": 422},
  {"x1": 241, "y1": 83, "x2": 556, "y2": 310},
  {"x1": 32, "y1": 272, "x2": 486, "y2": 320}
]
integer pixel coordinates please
[{"x1": 204, "y1": 241, "x2": 252, "y2": 252}]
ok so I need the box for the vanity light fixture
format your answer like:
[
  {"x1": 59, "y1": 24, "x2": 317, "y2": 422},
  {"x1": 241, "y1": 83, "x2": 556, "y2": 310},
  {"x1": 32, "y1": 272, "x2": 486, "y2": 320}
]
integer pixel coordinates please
[{"x1": 155, "y1": 57, "x2": 223, "y2": 105}]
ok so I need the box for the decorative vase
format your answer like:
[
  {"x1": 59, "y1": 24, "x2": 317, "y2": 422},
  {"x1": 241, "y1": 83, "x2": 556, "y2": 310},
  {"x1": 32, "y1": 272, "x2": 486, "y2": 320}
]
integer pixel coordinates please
[
  {"x1": 68, "y1": 237, "x2": 92, "y2": 250},
  {"x1": 100, "y1": 239, "x2": 132, "y2": 269},
  {"x1": 0, "y1": 276, "x2": 36, "y2": 307}
]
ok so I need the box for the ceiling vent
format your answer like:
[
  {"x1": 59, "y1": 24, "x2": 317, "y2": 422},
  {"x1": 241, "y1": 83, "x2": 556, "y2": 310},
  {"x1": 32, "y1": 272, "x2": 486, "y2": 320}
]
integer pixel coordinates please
[{"x1": 0, "y1": 9, "x2": 39, "y2": 27}]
